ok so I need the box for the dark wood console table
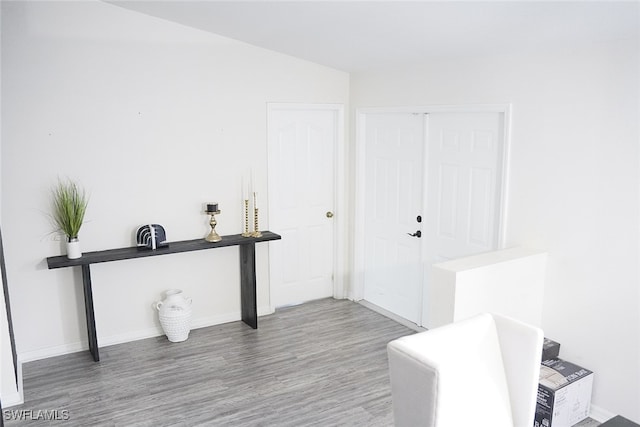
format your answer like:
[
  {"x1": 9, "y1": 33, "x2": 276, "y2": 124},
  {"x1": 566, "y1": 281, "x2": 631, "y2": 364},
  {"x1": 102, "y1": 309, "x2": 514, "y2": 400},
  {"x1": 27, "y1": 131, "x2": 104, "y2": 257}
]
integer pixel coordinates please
[{"x1": 46, "y1": 231, "x2": 281, "y2": 362}]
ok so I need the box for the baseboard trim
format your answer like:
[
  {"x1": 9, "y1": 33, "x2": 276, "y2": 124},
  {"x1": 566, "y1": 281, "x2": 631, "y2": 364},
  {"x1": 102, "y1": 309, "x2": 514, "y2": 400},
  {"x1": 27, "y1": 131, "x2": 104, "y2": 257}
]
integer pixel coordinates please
[
  {"x1": 18, "y1": 342, "x2": 86, "y2": 363},
  {"x1": 17, "y1": 306, "x2": 274, "y2": 363},
  {"x1": 2, "y1": 388, "x2": 22, "y2": 408},
  {"x1": 357, "y1": 300, "x2": 426, "y2": 333},
  {"x1": 3, "y1": 361, "x2": 23, "y2": 408},
  {"x1": 590, "y1": 404, "x2": 616, "y2": 423}
]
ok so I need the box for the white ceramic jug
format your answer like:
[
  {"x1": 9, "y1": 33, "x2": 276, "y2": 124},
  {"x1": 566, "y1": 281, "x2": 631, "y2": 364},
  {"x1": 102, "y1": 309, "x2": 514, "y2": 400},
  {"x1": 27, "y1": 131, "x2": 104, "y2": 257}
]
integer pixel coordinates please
[
  {"x1": 155, "y1": 289, "x2": 192, "y2": 342},
  {"x1": 155, "y1": 289, "x2": 192, "y2": 313}
]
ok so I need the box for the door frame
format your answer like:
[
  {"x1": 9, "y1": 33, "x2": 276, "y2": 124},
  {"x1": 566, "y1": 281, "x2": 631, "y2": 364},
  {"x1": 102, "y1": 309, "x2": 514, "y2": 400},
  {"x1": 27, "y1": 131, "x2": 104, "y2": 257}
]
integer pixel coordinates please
[
  {"x1": 266, "y1": 103, "x2": 346, "y2": 311},
  {"x1": 352, "y1": 104, "x2": 512, "y2": 312}
]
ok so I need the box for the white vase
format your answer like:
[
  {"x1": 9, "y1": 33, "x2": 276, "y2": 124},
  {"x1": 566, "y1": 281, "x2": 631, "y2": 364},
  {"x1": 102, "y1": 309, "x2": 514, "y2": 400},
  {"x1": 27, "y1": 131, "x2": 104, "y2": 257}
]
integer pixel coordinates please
[
  {"x1": 155, "y1": 289, "x2": 192, "y2": 342},
  {"x1": 66, "y1": 238, "x2": 82, "y2": 259}
]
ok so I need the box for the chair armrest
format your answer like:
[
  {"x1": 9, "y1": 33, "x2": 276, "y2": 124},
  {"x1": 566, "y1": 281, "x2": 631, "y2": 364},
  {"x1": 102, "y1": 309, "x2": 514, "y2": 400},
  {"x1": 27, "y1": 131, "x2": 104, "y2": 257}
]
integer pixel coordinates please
[{"x1": 493, "y1": 313, "x2": 544, "y2": 427}]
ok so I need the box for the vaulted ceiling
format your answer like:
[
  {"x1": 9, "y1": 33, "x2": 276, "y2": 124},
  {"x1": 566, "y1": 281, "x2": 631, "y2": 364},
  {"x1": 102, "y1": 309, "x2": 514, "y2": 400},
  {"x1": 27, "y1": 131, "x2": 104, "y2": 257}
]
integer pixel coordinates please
[{"x1": 108, "y1": 1, "x2": 639, "y2": 73}]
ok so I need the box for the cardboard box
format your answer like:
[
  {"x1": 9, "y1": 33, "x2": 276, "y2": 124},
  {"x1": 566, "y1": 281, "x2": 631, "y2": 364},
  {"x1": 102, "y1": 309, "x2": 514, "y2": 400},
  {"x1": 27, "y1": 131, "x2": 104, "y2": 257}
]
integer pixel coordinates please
[
  {"x1": 542, "y1": 338, "x2": 561, "y2": 361},
  {"x1": 534, "y1": 359, "x2": 593, "y2": 427}
]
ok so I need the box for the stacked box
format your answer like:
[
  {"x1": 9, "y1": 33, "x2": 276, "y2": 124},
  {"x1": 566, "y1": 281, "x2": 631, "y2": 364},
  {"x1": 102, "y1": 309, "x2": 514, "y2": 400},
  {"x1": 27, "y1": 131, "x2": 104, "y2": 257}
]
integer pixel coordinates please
[
  {"x1": 534, "y1": 359, "x2": 593, "y2": 427},
  {"x1": 542, "y1": 338, "x2": 560, "y2": 361}
]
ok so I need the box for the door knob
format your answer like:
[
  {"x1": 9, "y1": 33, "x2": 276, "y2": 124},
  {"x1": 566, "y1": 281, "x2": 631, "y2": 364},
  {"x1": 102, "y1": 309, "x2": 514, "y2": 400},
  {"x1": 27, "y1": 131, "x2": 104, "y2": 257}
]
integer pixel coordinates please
[
  {"x1": 408, "y1": 230, "x2": 422, "y2": 238},
  {"x1": 326, "y1": 211, "x2": 334, "y2": 218}
]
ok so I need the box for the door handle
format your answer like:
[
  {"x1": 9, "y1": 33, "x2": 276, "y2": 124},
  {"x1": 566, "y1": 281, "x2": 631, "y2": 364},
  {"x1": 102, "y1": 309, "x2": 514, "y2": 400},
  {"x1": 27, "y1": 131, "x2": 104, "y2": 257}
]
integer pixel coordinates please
[
  {"x1": 407, "y1": 230, "x2": 422, "y2": 238},
  {"x1": 326, "y1": 211, "x2": 334, "y2": 218}
]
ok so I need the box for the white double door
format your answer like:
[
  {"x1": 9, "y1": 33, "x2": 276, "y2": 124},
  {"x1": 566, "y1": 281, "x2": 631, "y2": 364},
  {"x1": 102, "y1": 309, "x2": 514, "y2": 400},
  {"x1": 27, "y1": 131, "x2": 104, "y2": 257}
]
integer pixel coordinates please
[{"x1": 362, "y1": 111, "x2": 505, "y2": 325}]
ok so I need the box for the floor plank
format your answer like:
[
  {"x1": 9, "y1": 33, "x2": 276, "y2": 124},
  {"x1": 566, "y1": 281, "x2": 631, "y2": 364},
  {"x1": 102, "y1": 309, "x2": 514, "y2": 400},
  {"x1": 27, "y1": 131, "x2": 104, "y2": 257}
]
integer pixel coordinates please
[{"x1": 6, "y1": 299, "x2": 413, "y2": 426}]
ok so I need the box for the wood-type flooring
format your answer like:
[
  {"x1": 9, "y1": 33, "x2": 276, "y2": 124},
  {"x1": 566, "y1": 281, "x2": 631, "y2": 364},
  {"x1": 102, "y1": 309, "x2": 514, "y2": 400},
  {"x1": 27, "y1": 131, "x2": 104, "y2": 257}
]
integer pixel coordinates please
[
  {"x1": 6, "y1": 299, "x2": 414, "y2": 426},
  {"x1": 3, "y1": 298, "x2": 603, "y2": 426}
]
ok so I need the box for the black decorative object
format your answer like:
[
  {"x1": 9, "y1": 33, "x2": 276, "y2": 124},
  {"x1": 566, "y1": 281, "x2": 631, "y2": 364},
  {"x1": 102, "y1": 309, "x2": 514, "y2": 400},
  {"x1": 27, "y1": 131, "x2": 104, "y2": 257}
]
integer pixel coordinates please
[{"x1": 136, "y1": 224, "x2": 168, "y2": 250}]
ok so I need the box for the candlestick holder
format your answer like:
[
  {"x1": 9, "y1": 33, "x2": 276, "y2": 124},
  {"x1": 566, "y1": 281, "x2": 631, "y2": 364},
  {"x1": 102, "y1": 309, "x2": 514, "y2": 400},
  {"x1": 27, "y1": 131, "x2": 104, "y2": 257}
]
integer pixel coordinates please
[
  {"x1": 242, "y1": 199, "x2": 252, "y2": 237},
  {"x1": 205, "y1": 210, "x2": 222, "y2": 243},
  {"x1": 252, "y1": 207, "x2": 262, "y2": 238}
]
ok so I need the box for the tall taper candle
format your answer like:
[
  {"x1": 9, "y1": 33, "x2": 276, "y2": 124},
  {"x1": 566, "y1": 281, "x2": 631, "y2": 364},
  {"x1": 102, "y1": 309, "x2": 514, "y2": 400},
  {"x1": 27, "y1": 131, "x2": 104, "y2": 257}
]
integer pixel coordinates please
[
  {"x1": 250, "y1": 170, "x2": 254, "y2": 203},
  {"x1": 242, "y1": 176, "x2": 248, "y2": 200}
]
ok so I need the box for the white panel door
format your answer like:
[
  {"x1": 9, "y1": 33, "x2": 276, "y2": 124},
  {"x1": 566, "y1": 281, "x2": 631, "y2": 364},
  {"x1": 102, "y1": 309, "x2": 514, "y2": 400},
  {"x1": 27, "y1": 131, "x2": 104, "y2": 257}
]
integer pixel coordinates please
[
  {"x1": 363, "y1": 113, "x2": 425, "y2": 324},
  {"x1": 360, "y1": 110, "x2": 505, "y2": 326},
  {"x1": 268, "y1": 107, "x2": 337, "y2": 308},
  {"x1": 424, "y1": 112, "x2": 504, "y2": 264}
]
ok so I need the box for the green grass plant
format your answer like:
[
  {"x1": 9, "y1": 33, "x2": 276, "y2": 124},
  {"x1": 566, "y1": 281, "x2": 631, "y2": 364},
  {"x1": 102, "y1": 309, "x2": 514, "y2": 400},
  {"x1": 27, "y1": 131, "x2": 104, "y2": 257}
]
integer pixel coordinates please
[{"x1": 52, "y1": 179, "x2": 88, "y2": 241}]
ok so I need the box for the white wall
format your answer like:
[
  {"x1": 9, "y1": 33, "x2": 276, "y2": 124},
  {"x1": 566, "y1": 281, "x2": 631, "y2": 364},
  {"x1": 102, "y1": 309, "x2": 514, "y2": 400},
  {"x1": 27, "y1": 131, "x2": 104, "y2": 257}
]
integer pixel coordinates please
[
  {"x1": 351, "y1": 39, "x2": 640, "y2": 421},
  {"x1": 1, "y1": 1, "x2": 348, "y2": 361}
]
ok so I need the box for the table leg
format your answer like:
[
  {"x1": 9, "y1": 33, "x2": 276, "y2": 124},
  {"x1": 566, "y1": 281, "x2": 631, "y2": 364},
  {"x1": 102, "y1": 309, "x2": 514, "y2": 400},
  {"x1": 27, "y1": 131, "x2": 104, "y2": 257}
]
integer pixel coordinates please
[
  {"x1": 81, "y1": 264, "x2": 100, "y2": 362},
  {"x1": 239, "y1": 243, "x2": 258, "y2": 329}
]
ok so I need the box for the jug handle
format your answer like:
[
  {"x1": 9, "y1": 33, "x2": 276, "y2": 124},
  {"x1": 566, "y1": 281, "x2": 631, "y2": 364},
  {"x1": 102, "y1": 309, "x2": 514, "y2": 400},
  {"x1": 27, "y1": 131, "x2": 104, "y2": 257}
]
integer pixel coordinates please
[{"x1": 155, "y1": 301, "x2": 163, "y2": 311}]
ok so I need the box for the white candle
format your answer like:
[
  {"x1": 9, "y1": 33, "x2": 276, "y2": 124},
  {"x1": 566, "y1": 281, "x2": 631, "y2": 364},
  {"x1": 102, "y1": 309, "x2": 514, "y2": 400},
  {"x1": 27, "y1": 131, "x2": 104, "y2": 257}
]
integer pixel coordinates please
[
  {"x1": 242, "y1": 176, "x2": 248, "y2": 200},
  {"x1": 253, "y1": 191, "x2": 258, "y2": 209},
  {"x1": 250, "y1": 170, "x2": 254, "y2": 198}
]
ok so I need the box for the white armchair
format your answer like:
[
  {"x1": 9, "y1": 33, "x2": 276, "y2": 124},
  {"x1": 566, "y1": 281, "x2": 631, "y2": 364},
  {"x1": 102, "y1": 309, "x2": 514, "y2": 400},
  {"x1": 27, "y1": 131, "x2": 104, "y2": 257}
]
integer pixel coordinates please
[{"x1": 387, "y1": 313, "x2": 543, "y2": 427}]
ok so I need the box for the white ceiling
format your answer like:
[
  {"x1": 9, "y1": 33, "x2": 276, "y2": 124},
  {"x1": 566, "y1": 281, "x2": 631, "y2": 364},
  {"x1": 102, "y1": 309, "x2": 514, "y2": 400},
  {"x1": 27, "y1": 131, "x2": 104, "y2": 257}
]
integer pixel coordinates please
[{"x1": 108, "y1": 1, "x2": 640, "y2": 73}]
